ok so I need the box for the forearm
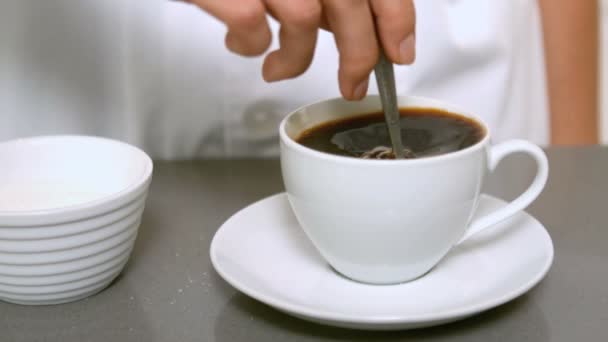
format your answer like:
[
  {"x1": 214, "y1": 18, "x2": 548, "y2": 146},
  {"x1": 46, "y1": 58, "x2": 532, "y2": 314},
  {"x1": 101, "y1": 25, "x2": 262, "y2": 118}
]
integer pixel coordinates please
[{"x1": 539, "y1": 0, "x2": 599, "y2": 145}]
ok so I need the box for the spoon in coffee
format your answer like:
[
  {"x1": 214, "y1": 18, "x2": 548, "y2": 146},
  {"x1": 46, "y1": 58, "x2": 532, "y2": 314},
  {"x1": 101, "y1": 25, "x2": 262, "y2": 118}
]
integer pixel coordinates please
[{"x1": 374, "y1": 50, "x2": 406, "y2": 159}]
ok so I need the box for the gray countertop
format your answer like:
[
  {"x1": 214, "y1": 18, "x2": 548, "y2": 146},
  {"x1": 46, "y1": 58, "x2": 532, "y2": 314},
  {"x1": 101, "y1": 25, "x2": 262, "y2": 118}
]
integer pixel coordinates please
[{"x1": 1, "y1": 147, "x2": 607, "y2": 341}]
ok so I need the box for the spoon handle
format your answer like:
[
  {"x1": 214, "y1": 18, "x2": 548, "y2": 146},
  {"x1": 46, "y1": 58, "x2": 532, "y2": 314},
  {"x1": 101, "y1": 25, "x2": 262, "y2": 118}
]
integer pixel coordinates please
[{"x1": 374, "y1": 51, "x2": 405, "y2": 159}]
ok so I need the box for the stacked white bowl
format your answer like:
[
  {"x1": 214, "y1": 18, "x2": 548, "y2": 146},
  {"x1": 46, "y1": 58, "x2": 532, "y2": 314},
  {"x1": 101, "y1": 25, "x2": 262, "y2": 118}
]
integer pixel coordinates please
[{"x1": 0, "y1": 136, "x2": 153, "y2": 305}]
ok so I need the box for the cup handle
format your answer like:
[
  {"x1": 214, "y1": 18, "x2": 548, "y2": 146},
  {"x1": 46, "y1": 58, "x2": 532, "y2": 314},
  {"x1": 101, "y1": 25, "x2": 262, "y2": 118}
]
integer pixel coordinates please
[{"x1": 456, "y1": 140, "x2": 549, "y2": 245}]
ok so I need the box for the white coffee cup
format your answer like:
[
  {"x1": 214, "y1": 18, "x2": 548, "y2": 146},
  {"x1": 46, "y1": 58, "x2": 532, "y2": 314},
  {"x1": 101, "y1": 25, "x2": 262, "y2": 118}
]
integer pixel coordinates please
[{"x1": 279, "y1": 95, "x2": 548, "y2": 285}]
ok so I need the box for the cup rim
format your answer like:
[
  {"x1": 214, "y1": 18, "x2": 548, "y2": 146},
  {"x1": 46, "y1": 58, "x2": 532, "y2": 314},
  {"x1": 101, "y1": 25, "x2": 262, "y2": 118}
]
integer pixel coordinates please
[
  {"x1": 0, "y1": 135, "x2": 153, "y2": 225},
  {"x1": 279, "y1": 95, "x2": 490, "y2": 165}
]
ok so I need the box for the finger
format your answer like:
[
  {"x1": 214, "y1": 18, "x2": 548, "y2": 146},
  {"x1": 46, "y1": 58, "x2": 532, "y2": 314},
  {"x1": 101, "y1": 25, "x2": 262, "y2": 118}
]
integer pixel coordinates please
[
  {"x1": 370, "y1": 0, "x2": 416, "y2": 64},
  {"x1": 323, "y1": 0, "x2": 379, "y2": 100},
  {"x1": 262, "y1": 0, "x2": 322, "y2": 81},
  {"x1": 320, "y1": 12, "x2": 330, "y2": 31},
  {"x1": 192, "y1": 0, "x2": 272, "y2": 56}
]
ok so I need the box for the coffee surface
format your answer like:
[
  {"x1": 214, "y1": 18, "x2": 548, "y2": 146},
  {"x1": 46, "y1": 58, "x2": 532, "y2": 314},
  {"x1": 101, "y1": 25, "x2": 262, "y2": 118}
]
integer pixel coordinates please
[{"x1": 296, "y1": 108, "x2": 485, "y2": 159}]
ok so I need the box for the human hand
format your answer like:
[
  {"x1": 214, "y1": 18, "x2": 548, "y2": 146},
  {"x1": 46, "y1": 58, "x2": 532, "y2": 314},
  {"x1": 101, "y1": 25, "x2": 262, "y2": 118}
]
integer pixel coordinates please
[{"x1": 188, "y1": 0, "x2": 416, "y2": 100}]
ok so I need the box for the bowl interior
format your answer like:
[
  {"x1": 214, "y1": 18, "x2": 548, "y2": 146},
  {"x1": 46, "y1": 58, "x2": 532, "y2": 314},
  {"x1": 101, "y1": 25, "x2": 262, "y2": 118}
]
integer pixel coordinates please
[{"x1": 0, "y1": 136, "x2": 150, "y2": 213}]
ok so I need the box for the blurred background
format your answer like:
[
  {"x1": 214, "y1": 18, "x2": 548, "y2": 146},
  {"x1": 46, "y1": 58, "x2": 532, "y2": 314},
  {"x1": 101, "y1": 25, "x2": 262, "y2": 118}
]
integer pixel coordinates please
[{"x1": 0, "y1": 0, "x2": 606, "y2": 159}]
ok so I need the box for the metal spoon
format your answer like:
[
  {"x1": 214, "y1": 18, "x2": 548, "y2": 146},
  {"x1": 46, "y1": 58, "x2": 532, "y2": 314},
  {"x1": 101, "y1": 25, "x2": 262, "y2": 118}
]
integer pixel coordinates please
[{"x1": 374, "y1": 51, "x2": 405, "y2": 159}]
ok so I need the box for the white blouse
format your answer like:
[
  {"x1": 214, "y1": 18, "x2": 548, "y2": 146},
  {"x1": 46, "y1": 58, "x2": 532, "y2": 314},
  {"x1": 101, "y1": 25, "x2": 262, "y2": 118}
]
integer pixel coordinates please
[{"x1": 0, "y1": 0, "x2": 548, "y2": 159}]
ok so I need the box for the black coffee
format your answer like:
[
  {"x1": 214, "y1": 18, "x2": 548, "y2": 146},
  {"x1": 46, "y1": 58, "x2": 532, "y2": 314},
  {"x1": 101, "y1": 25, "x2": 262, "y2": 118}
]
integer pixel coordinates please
[{"x1": 296, "y1": 108, "x2": 485, "y2": 159}]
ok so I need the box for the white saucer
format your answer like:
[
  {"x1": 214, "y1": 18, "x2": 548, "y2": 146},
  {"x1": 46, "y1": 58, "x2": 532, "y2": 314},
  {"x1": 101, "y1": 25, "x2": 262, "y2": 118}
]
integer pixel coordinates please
[{"x1": 210, "y1": 193, "x2": 554, "y2": 330}]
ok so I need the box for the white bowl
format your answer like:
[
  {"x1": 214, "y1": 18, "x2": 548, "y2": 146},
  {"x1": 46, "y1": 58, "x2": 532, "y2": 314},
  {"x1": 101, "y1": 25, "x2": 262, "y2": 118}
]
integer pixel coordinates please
[{"x1": 0, "y1": 136, "x2": 153, "y2": 305}]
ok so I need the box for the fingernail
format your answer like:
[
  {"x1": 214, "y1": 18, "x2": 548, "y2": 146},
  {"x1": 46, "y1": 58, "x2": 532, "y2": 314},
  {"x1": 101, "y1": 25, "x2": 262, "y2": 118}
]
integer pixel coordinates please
[
  {"x1": 353, "y1": 79, "x2": 369, "y2": 100},
  {"x1": 399, "y1": 34, "x2": 416, "y2": 64}
]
